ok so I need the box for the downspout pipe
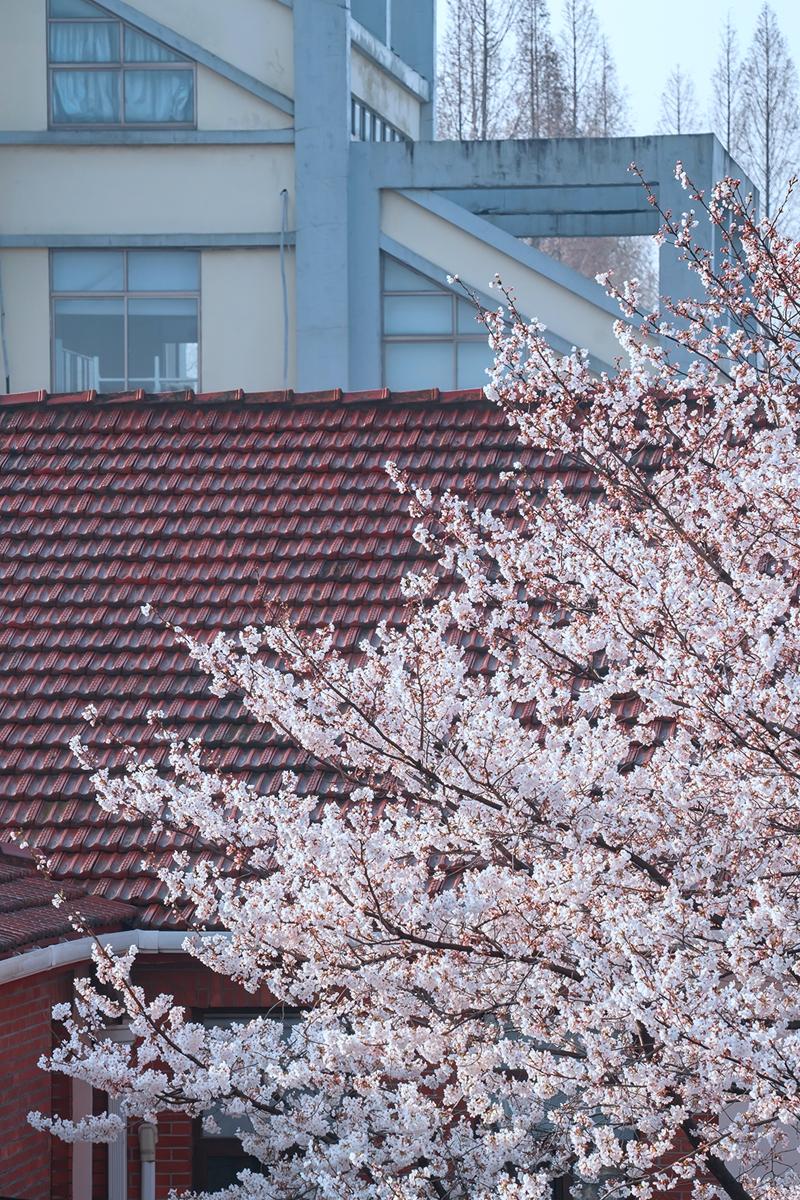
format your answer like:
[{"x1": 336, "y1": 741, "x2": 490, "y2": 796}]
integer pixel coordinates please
[{"x1": 138, "y1": 1121, "x2": 157, "y2": 1200}]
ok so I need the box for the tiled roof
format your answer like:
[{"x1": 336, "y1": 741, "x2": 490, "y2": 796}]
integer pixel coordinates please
[
  {"x1": 0, "y1": 386, "x2": 598, "y2": 926},
  {"x1": 0, "y1": 841, "x2": 136, "y2": 958}
]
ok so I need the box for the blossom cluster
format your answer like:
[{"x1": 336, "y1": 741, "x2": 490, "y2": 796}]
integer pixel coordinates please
[{"x1": 38, "y1": 171, "x2": 800, "y2": 1200}]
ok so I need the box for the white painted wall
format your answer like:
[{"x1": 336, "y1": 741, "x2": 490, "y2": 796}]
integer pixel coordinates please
[
  {"x1": 131, "y1": 0, "x2": 294, "y2": 99},
  {"x1": 381, "y1": 191, "x2": 622, "y2": 367},
  {"x1": 201, "y1": 248, "x2": 296, "y2": 390},
  {"x1": 0, "y1": 0, "x2": 47, "y2": 130},
  {"x1": 0, "y1": 247, "x2": 296, "y2": 393},
  {"x1": 351, "y1": 48, "x2": 421, "y2": 140},
  {"x1": 0, "y1": 145, "x2": 294, "y2": 235},
  {"x1": 0, "y1": 0, "x2": 293, "y2": 133},
  {"x1": 197, "y1": 68, "x2": 291, "y2": 131},
  {"x1": 0, "y1": 249, "x2": 51, "y2": 392}
]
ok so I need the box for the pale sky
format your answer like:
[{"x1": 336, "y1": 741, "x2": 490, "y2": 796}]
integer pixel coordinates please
[{"x1": 434, "y1": 0, "x2": 800, "y2": 137}]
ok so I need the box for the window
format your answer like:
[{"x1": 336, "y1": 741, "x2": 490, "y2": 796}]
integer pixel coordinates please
[
  {"x1": 382, "y1": 256, "x2": 494, "y2": 391},
  {"x1": 51, "y1": 250, "x2": 200, "y2": 392},
  {"x1": 194, "y1": 1012, "x2": 300, "y2": 1193},
  {"x1": 350, "y1": 96, "x2": 407, "y2": 143},
  {"x1": 47, "y1": 0, "x2": 195, "y2": 127}
]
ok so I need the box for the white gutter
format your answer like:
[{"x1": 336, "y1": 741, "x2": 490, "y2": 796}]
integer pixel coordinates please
[{"x1": 0, "y1": 929, "x2": 200, "y2": 985}]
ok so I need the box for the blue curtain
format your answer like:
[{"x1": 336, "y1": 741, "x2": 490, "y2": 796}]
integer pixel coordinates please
[
  {"x1": 51, "y1": 69, "x2": 119, "y2": 123},
  {"x1": 48, "y1": 21, "x2": 119, "y2": 62},
  {"x1": 123, "y1": 27, "x2": 181, "y2": 63},
  {"x1": 123, "y1": 69, "x2": 193, "y2": 123}
]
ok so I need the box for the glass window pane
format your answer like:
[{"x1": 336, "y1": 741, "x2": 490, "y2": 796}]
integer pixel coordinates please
[
  {"x1": 53, "y1": 298, "x2": 124, "y2": 392},
  {"x1": 205, "y1": 1155, "x2": 261, "y2": 1190},
  {"x1": 48, "y1": 21, "x2": 119, "y2": 62},
  {"x1": 52, "y1": 250, "x2": 124, "y2": 293},
  {"x1": 384, "y1": 294, "x2": 453, "y2": 336},
  {"x1": 123, "y1": 27, "x2": 183, "y2": 63},
  {"x1": 127, "y1": 250, "x2": 199, "y2": 292},
  {"x1": 457, "y1": 298, "x2": 484, "y2": 334},
  {"x1": 128, "y1": 297, "x2": 198, "y2": 389},
  {"x1": 51, "y1": 68, "x2": 120, "y2": 123},
  {"x1": 456, "y1": 339, "x2": 495, "y2": 389},
  {"x1": 123, "y1": 68, "x2": 193, "y2": 123},
  {"x1": 384, "y1": 341, "x2": 454, "y2": 391},
  {"x1": 383, "y1": 257, "x2": 442, "y2": 292},
  {"x1": 49, "y1": 0, "x2": 109, "y2": 15}
]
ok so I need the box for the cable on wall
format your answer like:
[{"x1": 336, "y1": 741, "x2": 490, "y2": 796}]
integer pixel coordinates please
[{"x1": 279, "y1": 187, "x2": 289, "y2": 389}]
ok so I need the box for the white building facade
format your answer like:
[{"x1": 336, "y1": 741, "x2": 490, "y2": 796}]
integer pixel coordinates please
[{"x1": 0, "y1": 0, "x2": 751, "y2": 395}]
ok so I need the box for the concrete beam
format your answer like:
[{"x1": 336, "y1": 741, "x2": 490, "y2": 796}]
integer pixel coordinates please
[
  {"x1": 344, "y1": 133, "x2": 757, "y2": 389},
  {"x1": 481, "y1": 211, "x2": 658, "y2": 239}
]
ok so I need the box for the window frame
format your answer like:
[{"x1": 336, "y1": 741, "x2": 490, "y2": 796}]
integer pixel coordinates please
[
  {"x1": 381, "y1": 255, "x2": 491, "y2": 391},
  {"x1": 50, "y1": 248, "x2": 202, "y2": 393},
  {"x1": 350, "y1": 96, "x2": 407, "y2": 143},
  {"x1": 47, "y1": 0, "x2": 197, "y2": 130}
]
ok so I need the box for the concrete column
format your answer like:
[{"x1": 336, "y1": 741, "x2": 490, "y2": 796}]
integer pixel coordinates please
[
  {"x1": 347, "y1": 143, "x2": 382, "y2": 390},
  {"x1": 389, "y1": 0, "x2": 436, "y2": 138},
  {"x1": 293, "y1": 0, "x2": 352, "y2": 390}
]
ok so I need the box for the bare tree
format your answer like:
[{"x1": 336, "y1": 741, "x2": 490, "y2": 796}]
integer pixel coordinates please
[
  {"x1": 592, "y1": 34, "x2": 627, "y2": 137},
  {"x1": 659, "y1": 64, "x2": 699, "y2": 135},
  {"x1": 559, "y1": 0, "x2": 599, "y2": 137},
  {"x1": 711, "y1": 14, "x2": 741, "y2": 156},
  {"x1": 738, "y1": 1, "x2": 800, "y2": 218},
  {"x1": 439, "y1": 0, "x2": 653, "y2": 303},
  {"x1": 438, "y1": 0, "x2": 516, "y2": 139},
  {"x1": 511, "y1": 0, "x2": 566, "y2": 138}
]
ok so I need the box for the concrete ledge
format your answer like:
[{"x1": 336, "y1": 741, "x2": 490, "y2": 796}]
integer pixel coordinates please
[
  {"x1": 0, "y1": 130, "x2": 294, "y2": 146},
  {"x1": 0, "y1": 232, "x2": 296, "y2": 248},
  {"x1": 350, "y1": 19, "x2": 431, "y2": 101}
]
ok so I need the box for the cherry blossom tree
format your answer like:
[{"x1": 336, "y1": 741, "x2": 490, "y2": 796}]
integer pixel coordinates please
[{"x1": 34, "y1": 169, "x2": 800, "y2": 1200}]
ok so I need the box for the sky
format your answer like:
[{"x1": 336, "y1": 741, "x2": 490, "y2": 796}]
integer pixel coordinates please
[{"x1": 434, "y1": 0, "x2": 800, "y2": 137}]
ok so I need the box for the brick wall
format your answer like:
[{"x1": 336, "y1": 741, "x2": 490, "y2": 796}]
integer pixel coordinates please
[
  {"x1": 0, "y1": 952, "x2": 277, "y2": 1200},
  {"x1": 0, "y1": 969, "x2": 72, "y2": 1200}
]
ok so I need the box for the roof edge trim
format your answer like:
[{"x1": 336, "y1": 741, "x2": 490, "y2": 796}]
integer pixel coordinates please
[{"x1": 0, "y1": 928, "x2": 205, "y2": 985}]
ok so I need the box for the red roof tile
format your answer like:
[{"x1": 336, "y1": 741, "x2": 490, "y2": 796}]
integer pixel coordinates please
[
  {"x1": 0, "y1": 387, "x2": 598, "y2": 926},
  {"x1": 0, "y1": 841, "x2": 136, "y2": 957}
]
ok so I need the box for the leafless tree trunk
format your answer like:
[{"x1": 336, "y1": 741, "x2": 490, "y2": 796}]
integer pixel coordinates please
[
  {"x1": 711, "y1": 14, "x2": 741, "y2": 155},
  {"x1": 511, "y1": 0, "x2": 566, "y2": 137},
  {"x1": 438, "y1": 0, "x2": 516, "y2": 140},
  {"x1": 738, "y1": 1, "x2": 799, "y2": 219},
  {"x1": 659, "y1": 65, "x2": 699, "y2": 135},
  {"x1": 560, "y1": 0, "x2": 599, "y2": 137},
  {"x1": 593, "y1": 35, "x2": 626, "y2": 137},
  {"x1": 438, "y1": 0, "x2": 654, "y2": 303}
]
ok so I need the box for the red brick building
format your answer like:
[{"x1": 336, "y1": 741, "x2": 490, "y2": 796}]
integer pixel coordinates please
[{"x1": 0, "y1": 384, "x2": 555, "y2": 1198}]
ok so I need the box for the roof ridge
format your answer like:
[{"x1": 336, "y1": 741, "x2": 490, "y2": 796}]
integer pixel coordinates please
[{"x1": 0, "y1": 387, "x2": 487, "y2": 412}]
